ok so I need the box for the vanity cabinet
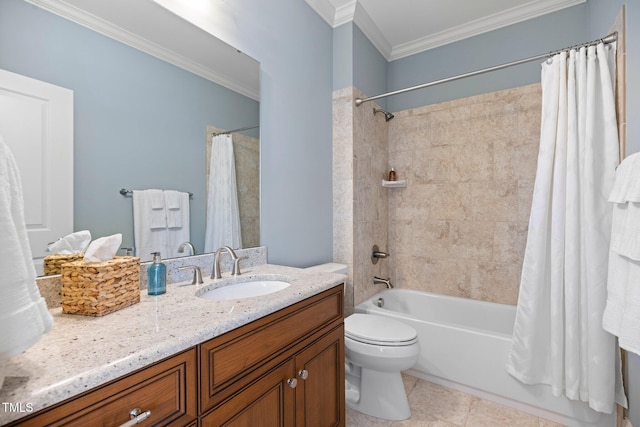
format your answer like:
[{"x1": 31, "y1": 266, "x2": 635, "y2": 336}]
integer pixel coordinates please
[
  {"x1": 11, "y1": 348, "x2": 197, "y2": 426},
  {"x1": 7, "y1": 284, "x2": 344, "y2": 427},
  {"x1": 200, "y1": 285, "x2": 345, "y2": 426}
]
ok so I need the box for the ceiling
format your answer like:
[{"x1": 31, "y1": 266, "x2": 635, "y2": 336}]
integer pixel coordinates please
[
  {"x1": 305, "y1": 0, "x2": 586, "y2": 60},
  {"x1": 23, "y1": 0, "x2": 260, "y2": 100}
]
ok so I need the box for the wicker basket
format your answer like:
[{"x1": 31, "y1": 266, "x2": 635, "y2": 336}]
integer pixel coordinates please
[
  {"x1": 61, "y1": 256, "x2": 141, "y2": 316},
  {"x1": 43, "y1": 253, "x2": 85, "y2": 276}
]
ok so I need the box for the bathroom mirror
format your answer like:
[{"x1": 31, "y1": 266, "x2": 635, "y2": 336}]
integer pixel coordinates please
[{"x1": 0, "y1": 0, "x2": 260, "y2": 273}]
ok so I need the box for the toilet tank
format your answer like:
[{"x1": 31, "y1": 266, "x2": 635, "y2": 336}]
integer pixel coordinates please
[{"x1": 304, "y1": 263, "x2": 348, "y2": 275}]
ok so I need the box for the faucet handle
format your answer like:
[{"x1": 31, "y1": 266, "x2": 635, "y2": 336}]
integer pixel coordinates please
[
  {"x1": 232, "y1": 256, "x2": 248, "y2": 276},
  {"x1": 178, "y1": 265, "x2": 204, "y2": 285}
]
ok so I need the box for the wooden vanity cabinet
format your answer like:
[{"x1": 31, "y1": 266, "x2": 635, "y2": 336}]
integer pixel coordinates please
[
  {"x1": 7, "y1": 284, "x2": 344, "y2": 427},
  {"x1": 200, "y1": 285, "x2": 345, "y2": 426},
  {"x1": 11, "y1": 348, "x2": 197, "y2": 427}
]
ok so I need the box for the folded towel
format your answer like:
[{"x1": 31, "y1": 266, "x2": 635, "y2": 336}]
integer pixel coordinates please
[
  {"x1": 603, "y1": 153, "x2": 640, "y2": 356},
  {"x1": 0, "y1": 136, "x2": 53, "y2": 359},
  {"x1": 164, "y1": 190, "x2": 188, "y2": 229},
  {"x1": 164, "y1": 190, "x2": 182, "y2": 210},
  {"x1": 609, "y1": 152, "x2": 640, "y2": 203},
  {"x1": 133, "y1": 190, "x2": 166, "y2": 230},
  {"x1": 149, "y1": 189, "x2": 165, "y2": 210}
]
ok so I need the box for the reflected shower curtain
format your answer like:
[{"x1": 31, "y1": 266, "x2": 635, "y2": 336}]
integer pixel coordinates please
[
  {"x1": 506, "y1": 43, "x2": 627, "y2": 413},
  {"x1": 204, "y1": 134, "x2": 242, "y2": 252}
]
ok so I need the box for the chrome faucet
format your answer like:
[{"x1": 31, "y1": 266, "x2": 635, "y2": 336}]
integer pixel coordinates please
[
  {"x1": 178, "y1": 241, "x2": 196, "y2": 256},
  {"x1": 373, "y1": 276, "x2": 393, "y2": 289},
  {"x1": 211, "y1": 246, "x2": 242, "y2": 279}
]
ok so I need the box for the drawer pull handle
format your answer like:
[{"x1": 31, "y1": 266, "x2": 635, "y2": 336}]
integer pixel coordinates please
[
  {"x1": 298, "y1": 369, "x2": 309, "y2": 380},
  {"x1": 287, "y1": 378, "x2": 297, "y2": 388},
  {"x1": 118, "y1": 408, "x2": 152, "y2": 427}
]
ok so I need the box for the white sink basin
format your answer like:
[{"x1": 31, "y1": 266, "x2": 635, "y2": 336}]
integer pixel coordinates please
[{"x1": 198, "y1": 280, "x2": 291, "y2": 301}]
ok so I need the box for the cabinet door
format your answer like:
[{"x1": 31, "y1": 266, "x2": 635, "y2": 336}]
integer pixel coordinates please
[
  {"x1": 295, "y1": 325, "x2": 345, "y2": 427},
  {"x1": 201, "y1": 359, "x2": 296, "y2": 427}
]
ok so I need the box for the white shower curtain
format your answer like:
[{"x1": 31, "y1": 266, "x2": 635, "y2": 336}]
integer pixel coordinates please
[
  {"x1": 506, "y1": 43, "x2": 627, "y2": 413},
  {"x1": 204, "y1": 134, "x2": 242, "y2": 252}
]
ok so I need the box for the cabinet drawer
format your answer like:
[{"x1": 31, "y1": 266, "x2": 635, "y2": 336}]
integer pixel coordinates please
[
  {"x1": 200, "y1": 285, "x2": 343, "y2": 412},
  {"x1": 16, "y1": 349, "x2": 197, "y2": 427}
]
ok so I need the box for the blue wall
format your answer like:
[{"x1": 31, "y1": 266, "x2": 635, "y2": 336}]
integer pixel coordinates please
[
  {"x1": 386, "y1": 4, "x2": 587, "y2": 112},
  {"x1": 222, "y1": 0, "x2": 335, "y2": 267},
  {"x1": 353, "y1": 24, "x2": 388, "y2": 110},
  {"x1": 0, "y1": 0, "x2": 259, "y2": 255}
]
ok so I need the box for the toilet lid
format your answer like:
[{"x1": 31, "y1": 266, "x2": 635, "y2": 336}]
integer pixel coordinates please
[{"x1": 345, "y1": 313, "x2": 418, "y2": 346}]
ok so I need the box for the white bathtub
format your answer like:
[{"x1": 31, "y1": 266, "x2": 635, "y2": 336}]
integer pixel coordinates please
[{"x1": 355, "y1": 289, "x2": 615, "y2": 427}]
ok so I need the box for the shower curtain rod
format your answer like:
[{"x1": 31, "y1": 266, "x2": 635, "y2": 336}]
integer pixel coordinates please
[
  {"x1": 211, "y1": 125, "x2": 260, "y2": 137},
  {"x1": 355, "y1": 32, "x2": 618, "y2": 107}
]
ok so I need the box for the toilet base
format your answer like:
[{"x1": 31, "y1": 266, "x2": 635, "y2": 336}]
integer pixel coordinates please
[{"x1": 346, "y1": 367, "x2": 411, "y2": 421}]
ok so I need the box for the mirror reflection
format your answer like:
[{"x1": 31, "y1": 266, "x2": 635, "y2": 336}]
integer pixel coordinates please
[{"x1": 0, "y1": 0, "x2": 260, "y2": 274}]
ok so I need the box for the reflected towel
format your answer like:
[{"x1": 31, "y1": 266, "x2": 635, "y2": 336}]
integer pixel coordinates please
[
  {"x1": 133, "y1": 190, "x2": 167, "y2": 262},
  {"x1": 164, "y1": 190, "x2": 189, "y2": 229},
  {"x1": 0, "y1": 136, "x2": 53, "y2": 360}
]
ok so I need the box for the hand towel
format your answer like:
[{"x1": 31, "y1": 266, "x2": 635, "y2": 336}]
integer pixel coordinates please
[
  {"x1": 166, "y1": 191, "x2": 190, "y2": 258},
  {"x1": 164, "y1": 190, "x2": 187, "y2": 229},
  {"x1": 603, "y1": 152, "x2": 640, "y2": 355},
  {"x1": 0, "y1": 136, "x2": 53, "y2": 362},
  {"x1": 133, "y1": 190, "x2": 168, "y2": 262}
]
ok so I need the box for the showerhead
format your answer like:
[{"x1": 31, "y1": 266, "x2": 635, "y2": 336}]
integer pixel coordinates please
[{"x1": 373, "y1": 108, "x2": 395, "y2": 122}]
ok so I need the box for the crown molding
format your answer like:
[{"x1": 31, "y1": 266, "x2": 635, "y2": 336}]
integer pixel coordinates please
[
  {"x1": 306, "y1": 0, "x2": 586, "y2": 63},
  {"x1": 333, "y1": 1, "x2": 357, "y2": 27},
  {"x1": 23, "y1": 0, "x2": 259, "y2": 100},
  {"x1": 304, "y1": 0, "x2": 337, "y2": 27},
  {"x1": 389, "y1": 0, "x2": 586, "y2": 60},
  {"x1": 352, "y1": 2, "x2": 392, "y2": 60}
]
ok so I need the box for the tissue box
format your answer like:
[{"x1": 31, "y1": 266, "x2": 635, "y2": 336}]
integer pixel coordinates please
[
  {"x1": 43, "y1": 253, "x2": 85, "y2": 276},
  {"x1": 61, "y1": 256, "x2": 141, "y2": 316}
]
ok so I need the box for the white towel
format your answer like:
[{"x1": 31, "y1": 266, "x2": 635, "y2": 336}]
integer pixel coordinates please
[
  {"x1": 603, "y1": 153, "x2": 640, "y2": 355},
  {"x1": 133, "y1": 190, "x2": 168, "y2": 262},
  {"x1": 146, "y1": 189, "x2": 167, "y2": 229},
  {"x1": 165, "y1": 191, "x2": 190, "y2": 258},
  {"x1": 164, "y1": 190, "x2": 187, "y2": 229},
  {"x1": 0, "y1": 136, "x2": 53, "y2": 362}
]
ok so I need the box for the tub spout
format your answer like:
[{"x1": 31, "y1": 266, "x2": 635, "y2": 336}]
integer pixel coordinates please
[{"x1": 373, "y1": 276, "x2": 393, "y2": 289}]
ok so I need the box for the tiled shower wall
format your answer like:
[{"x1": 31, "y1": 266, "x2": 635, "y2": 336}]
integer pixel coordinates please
[
  {"x1": 334, "y1": 83, "x2": 541, "y2": 308},
  {"x1": 387, "y1": 84, "x2": 542, "y2": 305},
  {"x1": 333, "y1": 87, "x2": 390, "y2": 310}
]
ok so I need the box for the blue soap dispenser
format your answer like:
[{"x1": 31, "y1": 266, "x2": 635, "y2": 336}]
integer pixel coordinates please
[{"x1": 148, "y1": 252, "x2": 166, "y2": 295}]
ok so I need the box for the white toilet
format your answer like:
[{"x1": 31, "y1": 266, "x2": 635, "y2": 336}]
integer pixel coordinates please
[
  {"x1": 304, "y1": 263, "x2": 420, "y2": 421},
  {"x1": 344, "y1": 313, "x2": 419, "y2": 420}
]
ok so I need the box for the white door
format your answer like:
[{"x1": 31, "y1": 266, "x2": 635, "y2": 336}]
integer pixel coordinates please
[{"x1": 0, "y1": 69, "x2": 74, "y2": 275}]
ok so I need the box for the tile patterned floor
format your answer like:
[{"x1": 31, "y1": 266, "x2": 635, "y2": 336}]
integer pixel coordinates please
[{"x1": 346, "y1": 374, "x2": 566, "y2": 427}]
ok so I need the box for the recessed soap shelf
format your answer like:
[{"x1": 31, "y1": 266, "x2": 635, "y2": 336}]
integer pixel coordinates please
[{"x1": 381, "y1": 179, "x2": 407, "y2": 188}]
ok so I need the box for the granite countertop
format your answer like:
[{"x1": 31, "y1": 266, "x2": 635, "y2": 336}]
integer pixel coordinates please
[{"x1": 0, "y1": 263, "x2": 346, "y2": 425}]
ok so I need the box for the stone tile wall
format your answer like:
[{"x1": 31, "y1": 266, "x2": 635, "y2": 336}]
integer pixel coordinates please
[
  {"x1": 333, "y1": 87, "x2": 390, "y2": 310},
  {"x1": 387, "y1": 84, "x2": 542, "y2": 305}
]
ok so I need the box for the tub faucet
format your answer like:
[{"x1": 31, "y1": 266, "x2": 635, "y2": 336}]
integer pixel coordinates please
[
  {"x1": 373, "y1": 276, "x2": 393, "y2": 289},
  {"x1": 178, "y1": 241, "x2": 196, "y2": 256},
  {"x1": 211, "y1": 246, "x2": 240, "y2": 280}
]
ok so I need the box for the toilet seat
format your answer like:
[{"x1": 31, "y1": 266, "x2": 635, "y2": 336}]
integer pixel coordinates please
[{"x1": 345, "y1": 313, "x2": 417, "y2": 346}]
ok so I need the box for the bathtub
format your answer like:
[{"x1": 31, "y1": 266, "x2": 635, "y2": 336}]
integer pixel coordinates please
[{"x1": 355, "y1": 289, "x2": 616, "y2": 427}]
